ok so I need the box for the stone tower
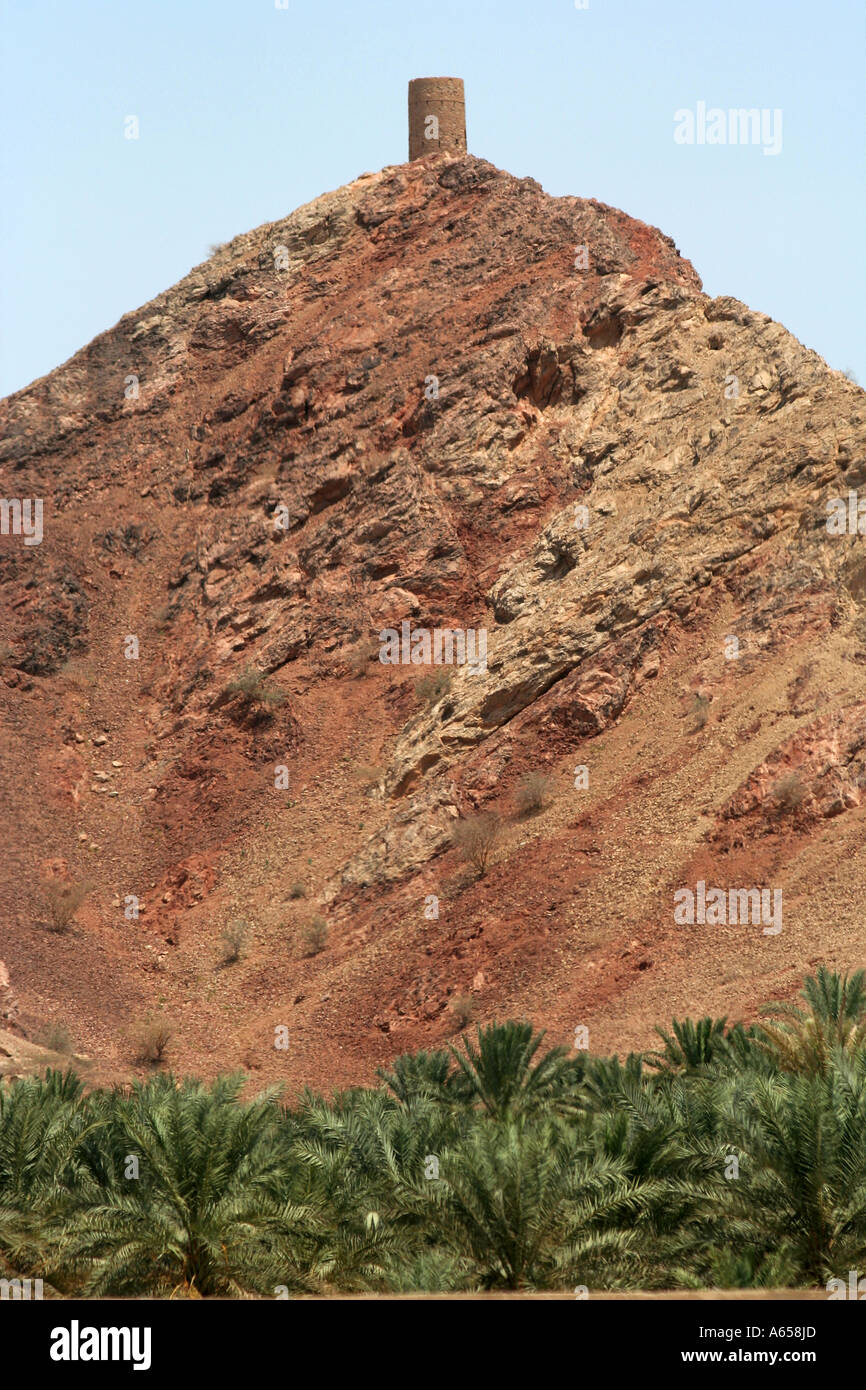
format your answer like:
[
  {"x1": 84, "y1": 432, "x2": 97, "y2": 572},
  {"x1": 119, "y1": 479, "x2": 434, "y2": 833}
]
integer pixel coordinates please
[{"x1": 408, "y1": 77, "x2": 467, "y2": 161}]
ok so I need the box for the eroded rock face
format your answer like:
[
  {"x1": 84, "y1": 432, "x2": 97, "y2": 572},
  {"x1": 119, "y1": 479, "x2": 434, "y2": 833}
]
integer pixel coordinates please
[
  {"x1": 1, "y1": 153, "x2": 864, "y2": 1086},
  {"x1": 717, "y1": 703, "x2": 866, "y2": 834}
]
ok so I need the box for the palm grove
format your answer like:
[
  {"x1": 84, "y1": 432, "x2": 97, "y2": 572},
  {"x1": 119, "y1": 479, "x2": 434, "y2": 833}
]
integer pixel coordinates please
[{"x1": 1, "y1": 968, "x2": 865, "y2": 1296}]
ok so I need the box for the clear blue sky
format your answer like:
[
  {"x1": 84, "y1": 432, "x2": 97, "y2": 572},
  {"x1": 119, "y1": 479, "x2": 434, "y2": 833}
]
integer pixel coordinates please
[{"x1": 1, "y1": 0, "x2": 863, "y2": 397}]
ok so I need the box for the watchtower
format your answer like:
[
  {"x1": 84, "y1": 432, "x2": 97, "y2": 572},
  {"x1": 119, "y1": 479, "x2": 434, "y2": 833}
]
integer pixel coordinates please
[{"x1": 408, "y1": 78, "x2": 467, "y2": 161}]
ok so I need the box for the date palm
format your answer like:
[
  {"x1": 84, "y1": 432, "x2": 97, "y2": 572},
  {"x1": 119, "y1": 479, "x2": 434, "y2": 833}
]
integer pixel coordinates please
[
  {"x1": 431, "y1": 1118, "x2": 644, "y2": 1289},
  {"x1": 0, "y1": 1069, "x2": 101, "y2": 1274},
  {"x1": 448, "y1": 1021, "x2": 584, "y2": 1121},
  {"x1": 377, "y1": 1049, "x2": 455, "y2": 1106},
  {"x1": 48, "y1": 1073, "x2": 315, "y2": 1297},
  {"x1": 753, "y1": 968, "x2": 866, "y2": 1076},
  {"x1": 720, "y1": 1061, "x2": 866, "y2": 1282},
  {"x1": 646, "y1": 1016, "x2": 735, "y2": 1074},
  {"x1": 288, "y1": 1086, "x2": 457, "y2": 1287}
]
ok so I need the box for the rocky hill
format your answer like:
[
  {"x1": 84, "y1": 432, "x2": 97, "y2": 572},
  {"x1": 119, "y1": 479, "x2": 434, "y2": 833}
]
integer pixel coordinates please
[{"x1": 1, "y1": 152, "x2": 864, "y2": 1090}]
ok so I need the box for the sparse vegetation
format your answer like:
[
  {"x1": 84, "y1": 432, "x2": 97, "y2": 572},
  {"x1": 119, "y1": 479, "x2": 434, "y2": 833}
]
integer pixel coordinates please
[
  {"x1": 59, "y1": 656, "x2": 97, "y2": 689},
  {"x1": 353, "y1": 763, "x2": 384, "y2": 791},
  {"x1": 345, "y1": 637, "x2": 380, "y2": 678},
  {"x1": 514, "y1": 771, "x2": 552, "y2": 816},
  {"x1": 221, "y1": 666, "x2": 286, "y2": 714},
  {"x1": 453, "y1": 812, "x2": 501, "y2": 877},
  {"x1": 33, "y1": 1022, "x2": 74, "y2": 1055},
  {"x1": 450, "y1": 994, "x2": 477, "y2": 1030},
  {"x1": 40, "y1": 878, "x2": 90, "y2": 933},
  {"x1": 301, "y1": 914, "x2": 328, "y2": 957},
  {"x1": 289, "y1": 881, "x2": 307, "y2": 900},
  {"x1": 219, "y1": 919, "x2": 249, "y2": 965},
  {"x1": 787, "y1": 662, "x2": 814, "y2": 708},
  {"x1": 415, "y1": 669, "x2": 453, "y2": 708},
  {"x1": 130, "y1": 1014, "x2": 174, "y2": 1065},
  {"x1": 771, "y1": 771, "x2": 807, "y2": 814},
  {"x1": 687, "y1": 692, "x2": 710, "y2": 731},
  {"x1": 150, "y1": 603, "x2": 174, "y2": 631}
]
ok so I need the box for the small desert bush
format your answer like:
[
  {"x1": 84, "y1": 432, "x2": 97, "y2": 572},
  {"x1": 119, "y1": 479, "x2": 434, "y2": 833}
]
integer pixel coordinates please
[
  {"x1": 415, "y1": 669, "x2": 453, "y2": 708},
  {"x1": 151, "y1": 603, "x2": 174, "y2": 631},
  {"x1": 33, "y1": 1021, "x2": 74, "y2": 1054},
  {"x1": 687, "y1": 692, "x2": 710, "y2": 731},
  {"x1": 222, "y1": 666, "x2": 285, "y2": 715},
  {"x1": 453, "y1": 812, "x2": 501, "y2": 877},
  {"x1": 345, "y1": 637, "x2": 380, "y2": 678},
  {"x1": 60, "y1": 656, "x2": 97, "y2": 690},
  {"x1": 515, "y1": 771, "x2": 551, "y2": 816},
  {"x1": 220, "y1": 919, "x2": 249, "y2": 965},
  {"x1": 40, "y1": 878, "x2": 90, "y2": 932},
  {"x1": 301, "y1": 914, "x2": 328, "y2": 957},
  {"x1": 450, "y1": 994, "x2": 477, "y2": 1030},
  {"x1": 353, "y1": 763, "x2": 384, "y2": 791},
  {"x1": 289, "y1": 881, "x2": 306, "y2": 900},
  {"x1": 771, "y1": 771, "x2": 807, "y2": 814},
  {"x1": 131, "y1": 1013, "x2": 173, "y2": 1065}
]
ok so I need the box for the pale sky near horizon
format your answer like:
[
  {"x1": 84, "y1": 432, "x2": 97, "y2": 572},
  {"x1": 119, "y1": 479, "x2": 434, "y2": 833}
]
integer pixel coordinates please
[{"x1": 1, "y1": 0, "x2": 863, "y2": 398}]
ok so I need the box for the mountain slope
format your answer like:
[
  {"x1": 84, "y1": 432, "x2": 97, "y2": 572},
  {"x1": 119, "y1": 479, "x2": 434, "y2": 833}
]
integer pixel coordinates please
[{"x1": 1, "y1": 152, "x2": 864, "y2": 1090}]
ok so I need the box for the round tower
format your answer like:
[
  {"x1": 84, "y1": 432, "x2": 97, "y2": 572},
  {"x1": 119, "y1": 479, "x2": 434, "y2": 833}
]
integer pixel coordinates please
[{"x1": 408, "y1": 77, "x2": 467, "y2": 161}]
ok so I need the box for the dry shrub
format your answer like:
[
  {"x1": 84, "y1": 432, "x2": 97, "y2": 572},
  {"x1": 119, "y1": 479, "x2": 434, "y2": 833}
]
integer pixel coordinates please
[
  {"x1": 515, "y1": 771, "x2": 551, "y2": 816},
  {"x1": 787, "y1": 662, "x2": 814, "y2": 706},
  {"x1": 345, "y1": 638, "x2": 380, "y2": 678},
  {"x1": 353, "y1": 764, "x2": 384, "y2": 791},
  {"x1": 415, "y1": 670, "x2": 453, "y2": 708},
  {"x1": 687, "y1": 693, "x2": 710, "y2": 731},
  {"x1": 60, "y1": 657, "x2": 97, "y2": 690},
  {"x1": 222, "y1": 666, "x2": 285, "y2": 712},
  {"x1": 131, "y1": 1014, "x2": 173, "y2": 1065},
  {"x1": 150, "y1": 604, "x2": 174, "y2": 631},
  {"x1": 301, "y1": 914, "x2": 328, "y2": 957},
  {"x1": 33, "y1": 1021, "x2": 74, "y2": 1054},
  {"x1": 453, "y1": 813, "x2": 501, "y2": 877},
  {"x1": 450, "y1": 995, "x2": 477, "y2": 1030},
  {"x1": 289, "y1": 881, "x2": 306, "y2": 900},
  {"x1": 771, "y1": 772, "x2": 807, "y2": 814},
  {"x1": 220, "y1": 919, "x2": 249, "y2": 965},
  {"x1": 41, "y1": 879, "x2": 90, "y2": 933}
]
